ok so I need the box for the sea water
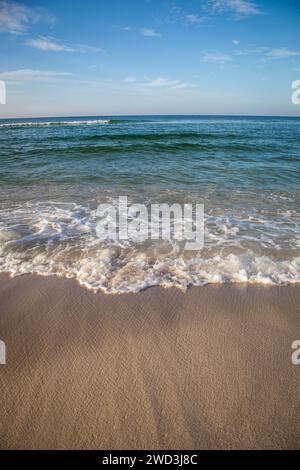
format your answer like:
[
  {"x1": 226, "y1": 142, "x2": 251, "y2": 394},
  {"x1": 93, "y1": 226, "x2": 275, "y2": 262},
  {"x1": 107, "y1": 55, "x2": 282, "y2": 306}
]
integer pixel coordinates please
[{"x1": 0, "y1": 115, "x2": 299, "y2": 292}]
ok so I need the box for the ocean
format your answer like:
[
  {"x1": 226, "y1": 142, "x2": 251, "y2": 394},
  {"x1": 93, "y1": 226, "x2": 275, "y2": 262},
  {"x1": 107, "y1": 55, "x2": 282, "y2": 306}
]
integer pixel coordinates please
[{"x1": 0, "y1": 115, "x2": 299, "y2": 292}]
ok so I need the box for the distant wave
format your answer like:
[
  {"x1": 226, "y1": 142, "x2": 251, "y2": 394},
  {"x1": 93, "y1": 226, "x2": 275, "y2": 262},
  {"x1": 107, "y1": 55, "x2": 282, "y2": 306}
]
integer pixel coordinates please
[
  {"x1": 0, "y1": 118, "x2": 148, "y2": 128},
  {"x1": 0, "y1": 119, "x2": 112, "y2": 128}
]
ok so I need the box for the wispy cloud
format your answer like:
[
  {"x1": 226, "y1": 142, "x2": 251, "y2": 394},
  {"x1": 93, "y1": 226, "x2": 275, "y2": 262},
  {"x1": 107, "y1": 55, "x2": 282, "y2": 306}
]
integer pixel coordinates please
[
  {"x1": 123, "y1": 26, "x2": 132, "y2": 31},
  {"x1": 172, "y1": 82, "x2": 190, "y2": 89},
  {"x1": 163, "y1": 6, "x2": 206, "y2": 27},
  {"x1": 124, "y1": 76, "x2": 137, "y2": 83},
  {"x1": 264, "y1": 48, "x2": 300, "y2": 60},
  {"x1": 202, "y1": 52, "x2": 232, "y2": 63},
  {"x1": 185, "y1": 14, "x2": 203, "y2": 24},
  {"x1": 203, "y1": 45, "x2": 298, "y2": 64},
  {"x1": 0, "y1": 0, "x2": 55, "y2": 35},
  {"x1": 143, "y1": 77, "x2": 190, "y2": 89},
  {"x1": 207, "y1": 0, "x2": 263, "y2": 18},
  {"x1": 25, "y1": 36, "x2": 102, "y2": 53},
  {"x1": 234, "y1": 46, "x2": 267, "y2": 56},
  {"x1": 0, "y1": 69, "x2": 71, "y2": 81},
  {"x1": 140, "y1": 28, "x2": 161, "y2": 37}
]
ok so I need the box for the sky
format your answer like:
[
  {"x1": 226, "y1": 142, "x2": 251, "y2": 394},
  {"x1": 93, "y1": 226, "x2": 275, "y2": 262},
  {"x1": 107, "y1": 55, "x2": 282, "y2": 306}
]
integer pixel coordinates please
[{"x1": 0, "y1": 0, "x2": 300, "y2": 117}]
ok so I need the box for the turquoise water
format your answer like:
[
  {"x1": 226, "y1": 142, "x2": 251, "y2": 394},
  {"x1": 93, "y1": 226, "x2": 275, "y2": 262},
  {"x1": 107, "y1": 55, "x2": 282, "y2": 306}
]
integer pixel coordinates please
[{"x1": 0, "y1": 115, "x2": 299, "y2": 292}]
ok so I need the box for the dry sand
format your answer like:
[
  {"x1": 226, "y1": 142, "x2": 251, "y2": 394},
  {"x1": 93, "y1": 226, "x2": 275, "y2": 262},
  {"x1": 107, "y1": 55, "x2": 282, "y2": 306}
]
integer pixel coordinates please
[{"x1": 0, "y1": 273, "x2": 299, "y2": 449}]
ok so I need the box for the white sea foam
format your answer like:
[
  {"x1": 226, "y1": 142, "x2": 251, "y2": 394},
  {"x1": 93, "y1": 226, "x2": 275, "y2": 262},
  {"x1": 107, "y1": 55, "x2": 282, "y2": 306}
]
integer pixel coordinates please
[{"x1": 0, "y1": 200, "x2": 299, "y2": 293}]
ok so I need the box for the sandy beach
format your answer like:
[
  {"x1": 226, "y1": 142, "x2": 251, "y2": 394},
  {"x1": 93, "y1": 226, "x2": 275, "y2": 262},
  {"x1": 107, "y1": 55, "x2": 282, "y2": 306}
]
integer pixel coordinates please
[{"x1": 0, "y1": 273, "x2": 299, "y2": 449}]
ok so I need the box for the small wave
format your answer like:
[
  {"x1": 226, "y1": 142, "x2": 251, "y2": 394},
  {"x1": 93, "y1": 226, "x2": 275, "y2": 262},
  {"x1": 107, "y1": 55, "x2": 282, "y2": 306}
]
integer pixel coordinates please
[{"x1": 108, "y1": 119, "x2": 145, "y2": 124}]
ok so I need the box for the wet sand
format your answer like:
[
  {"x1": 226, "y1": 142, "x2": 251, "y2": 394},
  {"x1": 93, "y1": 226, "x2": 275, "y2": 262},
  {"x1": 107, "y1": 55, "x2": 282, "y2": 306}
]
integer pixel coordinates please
[{"x1": 0, "y1": 273, "x2": 299, "y2": 449}]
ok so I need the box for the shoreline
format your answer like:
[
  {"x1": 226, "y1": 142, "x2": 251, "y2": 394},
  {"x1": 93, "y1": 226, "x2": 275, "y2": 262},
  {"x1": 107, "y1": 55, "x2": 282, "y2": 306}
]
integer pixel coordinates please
[
  {"x1": 0, "y1": 273, "x2": 300, "y2": 449},
  {"x1": 1, "y1": 271, "x2": 300, "y2": 295}
]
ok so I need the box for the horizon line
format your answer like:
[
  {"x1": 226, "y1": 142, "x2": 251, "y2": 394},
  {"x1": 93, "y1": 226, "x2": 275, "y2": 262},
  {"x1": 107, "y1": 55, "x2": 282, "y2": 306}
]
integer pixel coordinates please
[{"x1": 1, "y1": 113, "x2": 300, "y2": 120}]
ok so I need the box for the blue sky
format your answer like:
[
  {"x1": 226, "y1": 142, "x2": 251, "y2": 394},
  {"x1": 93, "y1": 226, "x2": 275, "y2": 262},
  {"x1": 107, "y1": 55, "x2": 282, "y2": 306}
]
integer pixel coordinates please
[{"x1": 0, "y1": 0, "x2": 300, "y2": 117}]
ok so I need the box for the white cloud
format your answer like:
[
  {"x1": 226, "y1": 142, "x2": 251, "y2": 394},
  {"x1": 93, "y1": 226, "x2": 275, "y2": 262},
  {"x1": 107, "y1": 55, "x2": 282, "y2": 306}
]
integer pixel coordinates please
[
  {"x1": 0, "y1": 0, "x2": 55, "y2": 35},
  {"x1": 164, "y1": 7, "x2": 205, "y2": 27},
  {"x1": 185, "y1": 14, "x2": 203, "y2": 24},
  {"x1": 143, "y1": 77, "x2": 189, "y2": 89},
  {"x1": 208, "y1": 0, "x2": 263, "y2": 17},
  {"x1": 234, "y1": 46, "x2": 267, "y2": 55},
  {"x1": 0, "y1": 69, "x2": 71, "y2": 81},
  {"x1": 123, "y1": 26, "x2": 132, "y2": 31},
  {"x1": 172, "y1": 82, "x2": 190, "y2": 89},
  {"x1": 140, "y1": 28, "x2": 161, "y2": 37},
  {"x1": 264, "y1": 48, "x2": 300, "y2": 59},
  {"x1": 202, "y1": 52, "x2": 232, "y2": 63},
  {"x1": 231, "y1": 45, "x2": 299, "y2": 61},
  {"x1": 124, "y1": 76, "x2": 137, "y2": 83},
  {"x1": 233, "y1": 39, "x2": 240, "y2": 45},
  {"x1": 25, "y1": 36, "x2": 102, "y2": 53}
]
